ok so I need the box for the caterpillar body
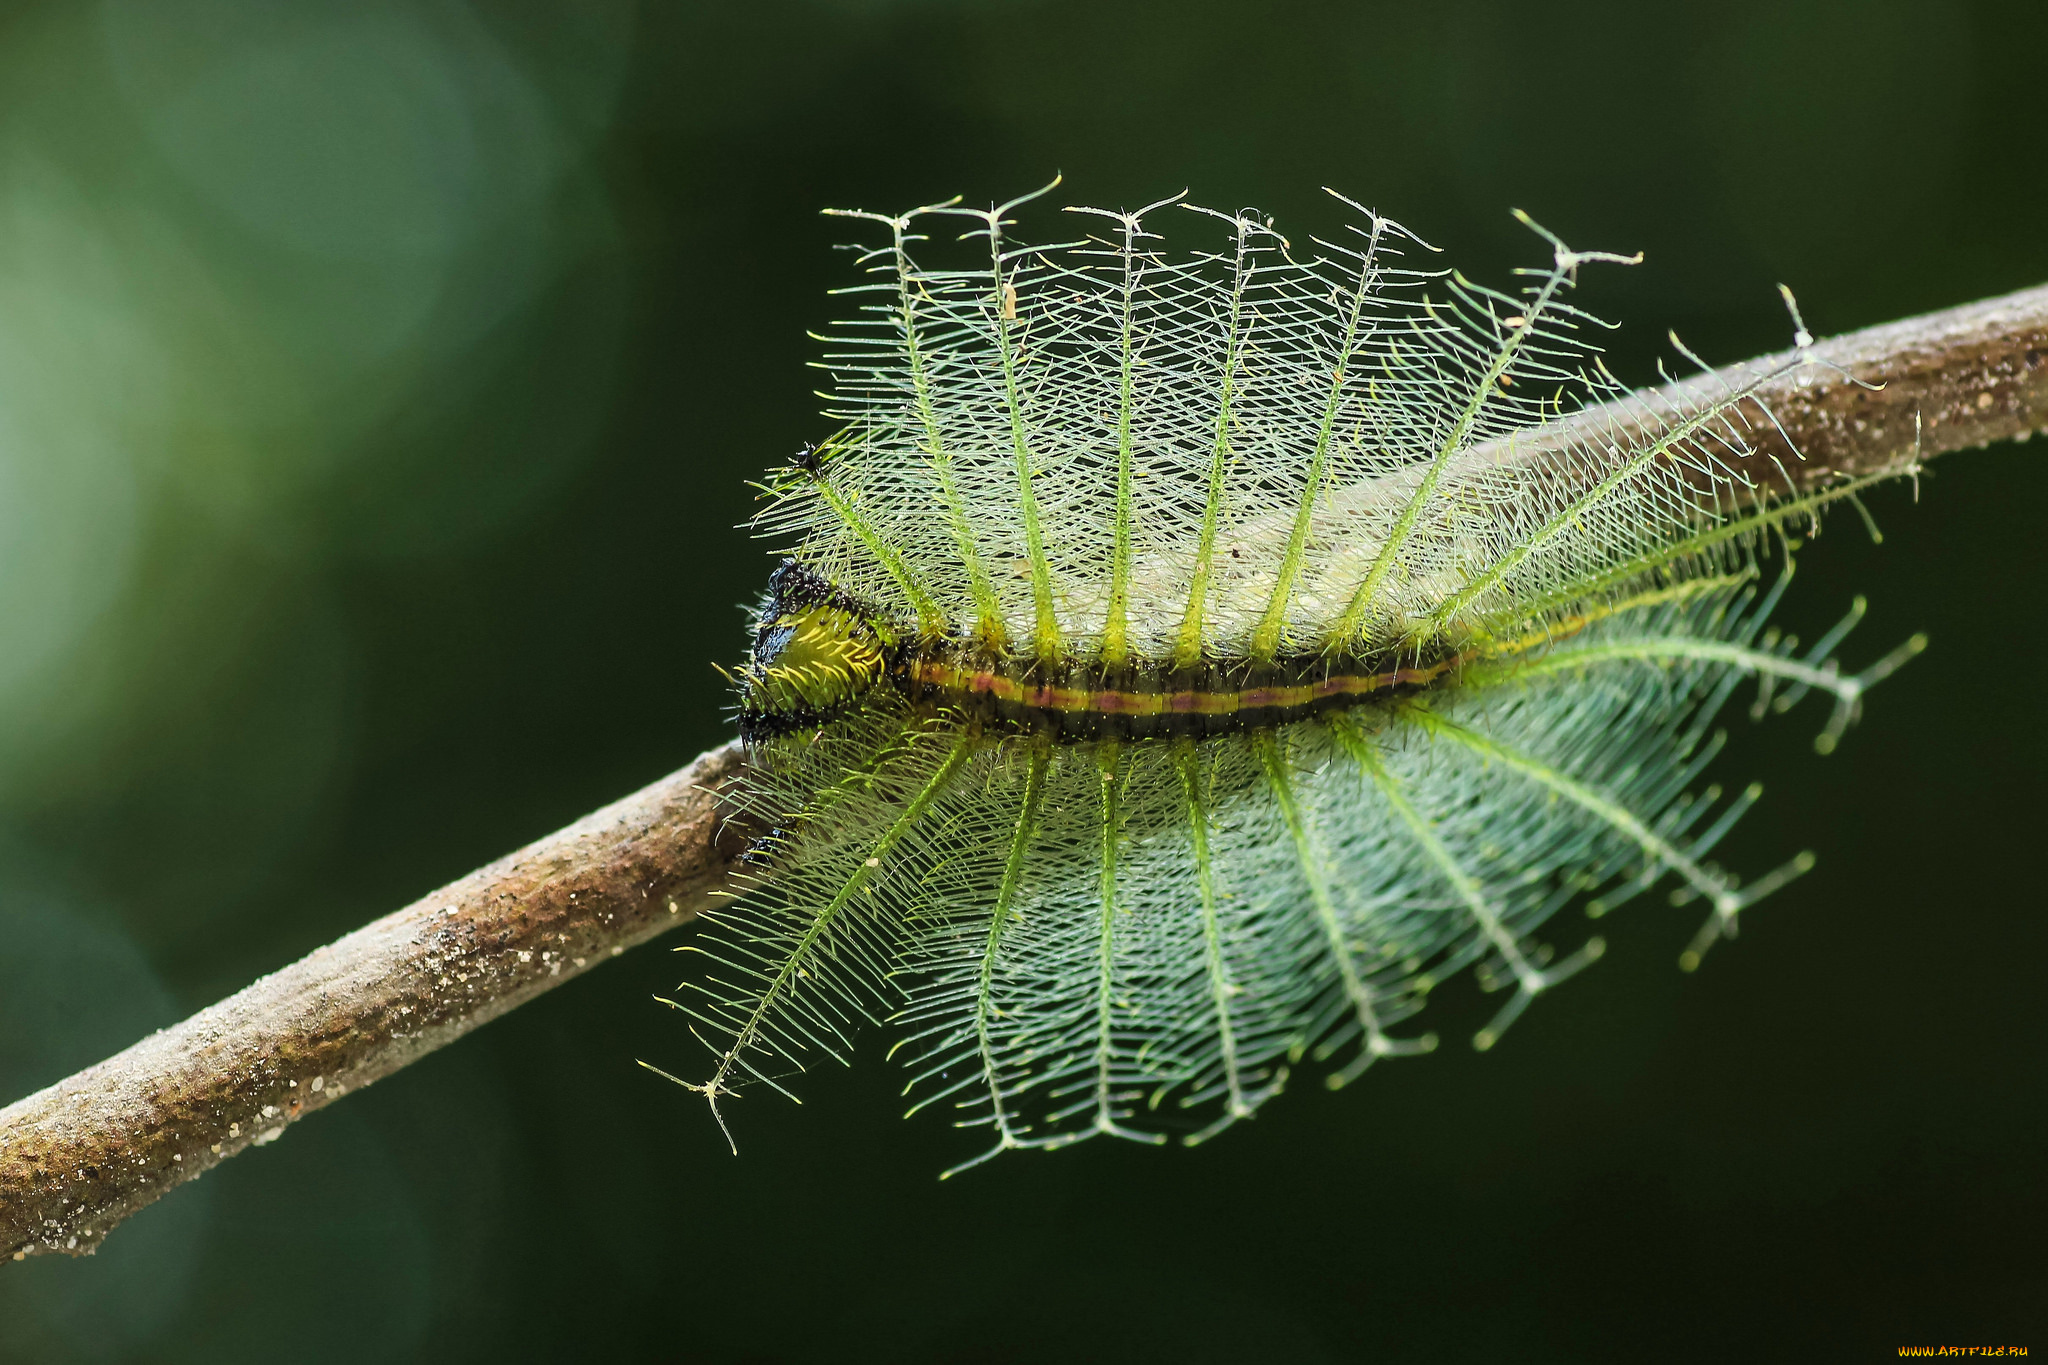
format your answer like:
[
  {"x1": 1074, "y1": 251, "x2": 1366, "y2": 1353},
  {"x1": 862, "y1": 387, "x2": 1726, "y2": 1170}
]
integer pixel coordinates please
[{"x1": 657, "y1": 183, "x2": 1922, "y2": 1171}]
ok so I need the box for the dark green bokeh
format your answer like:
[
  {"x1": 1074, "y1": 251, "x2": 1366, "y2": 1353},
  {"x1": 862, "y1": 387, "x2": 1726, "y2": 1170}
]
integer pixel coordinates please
[{"x1": 1, "y1": 1, "x2": 2041, "y2": 1359}]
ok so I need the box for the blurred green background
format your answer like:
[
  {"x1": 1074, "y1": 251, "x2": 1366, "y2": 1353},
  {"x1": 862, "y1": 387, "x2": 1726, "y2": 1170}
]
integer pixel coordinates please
[{"x1": 0, "y1": 1, "x2": 2041, "y2": 1359}]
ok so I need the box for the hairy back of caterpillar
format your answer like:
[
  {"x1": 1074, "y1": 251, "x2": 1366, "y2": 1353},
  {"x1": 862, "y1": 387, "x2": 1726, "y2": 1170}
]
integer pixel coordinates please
[{"x1": 653, "y1": 182, "x2": 1921, "y2": 1171}]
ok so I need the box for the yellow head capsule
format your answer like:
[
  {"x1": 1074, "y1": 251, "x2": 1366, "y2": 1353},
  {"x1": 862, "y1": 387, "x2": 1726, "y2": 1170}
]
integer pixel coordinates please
[{"x1": 747, "y1": 603, "x2": 888, "y2": 720}]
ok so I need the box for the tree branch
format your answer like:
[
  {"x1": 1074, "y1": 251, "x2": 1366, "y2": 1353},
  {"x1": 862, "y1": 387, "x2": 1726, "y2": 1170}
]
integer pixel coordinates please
[
  {"x1": 3, "y1": 283, "x2": 2044, "y2": 1263},
  {"x1": 1561, "y1": 280, "x2": 2046, "y2": 493},
  {"x1": 2, "y1": 743, "x2": 750, "y2": 1261}
]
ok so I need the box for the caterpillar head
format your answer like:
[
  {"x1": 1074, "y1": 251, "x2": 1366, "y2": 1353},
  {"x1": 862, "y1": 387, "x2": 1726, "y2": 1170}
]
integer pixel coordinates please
[{"x1": 737, "y1": 560, "x2": 896, "y2": 741}]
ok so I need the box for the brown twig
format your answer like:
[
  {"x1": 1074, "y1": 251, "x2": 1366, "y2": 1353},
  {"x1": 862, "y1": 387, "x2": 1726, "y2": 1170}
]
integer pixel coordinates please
[
  {"x1": 1, "y1": 743, "x2": 750, "y2": 1261},
  {"x1": 1577, "y1": 280, "x2": 2046, "y2": 493},
  {"x1": 3, "y1": 282, "x2": 2044, "y2": 1263}
]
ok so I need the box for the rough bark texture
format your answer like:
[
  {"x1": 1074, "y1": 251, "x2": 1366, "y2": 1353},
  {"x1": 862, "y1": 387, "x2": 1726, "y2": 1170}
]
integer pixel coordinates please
[
  {"x1": 2, "y1": 282, "x2": 2044, "y2": 1264},
  {"x1": 1, "y1": 741, "x2": 748, "y2": 1261},
  {"x1": 1624, "y1": 280, "x2": 2046, "y2": 493}
]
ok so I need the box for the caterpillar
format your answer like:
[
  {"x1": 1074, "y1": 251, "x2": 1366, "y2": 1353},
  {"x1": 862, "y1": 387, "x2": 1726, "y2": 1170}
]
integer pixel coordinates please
[{"x1": 651, "y1": 181, "x2": 1923, "y2": 1173}]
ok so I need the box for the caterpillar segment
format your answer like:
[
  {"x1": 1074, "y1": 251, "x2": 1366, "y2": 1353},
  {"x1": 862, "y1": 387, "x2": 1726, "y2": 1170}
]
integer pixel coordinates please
[{"x1": 666, "y1": 190, "x2": 1919, "y2": 1163}]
